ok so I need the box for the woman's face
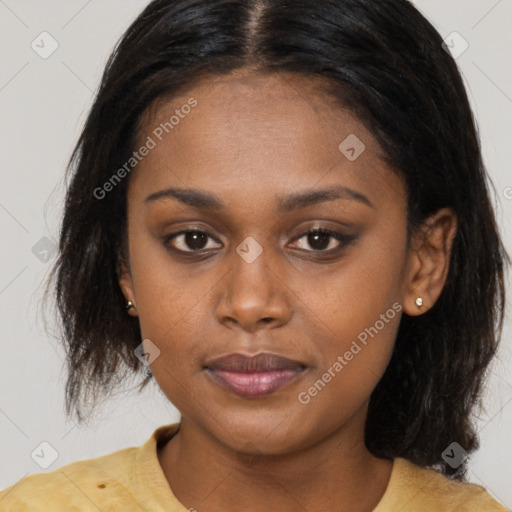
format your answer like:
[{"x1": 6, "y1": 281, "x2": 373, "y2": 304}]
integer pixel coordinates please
[{"x1": 120, "y1": 69, "x2": 411, "y2": 454}]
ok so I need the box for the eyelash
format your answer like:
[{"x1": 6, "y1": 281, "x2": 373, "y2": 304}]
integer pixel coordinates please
[{"x1": 163, "y1": 227, "x2": 357, "y2": 257}]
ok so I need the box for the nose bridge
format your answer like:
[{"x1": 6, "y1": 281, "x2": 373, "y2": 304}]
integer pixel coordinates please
[{"x1": 215, "y1": 236, "x2": 291, "y2": 330}]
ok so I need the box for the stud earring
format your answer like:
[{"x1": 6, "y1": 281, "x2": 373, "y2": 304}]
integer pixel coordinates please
[
  {"x1": 415, "y1": 297, "x2": 423, "y2": 308},
  {"x1": 126, "y1": 300, "x2": 136, "y2": 311}
]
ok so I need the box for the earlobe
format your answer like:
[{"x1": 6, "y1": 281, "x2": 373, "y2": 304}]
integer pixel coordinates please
[
  {"x1": 117, "y1": 257, "x2": 138, "y2": 317},
  {"x1": 403, "y1": 208, "x2": 458, "y2": 316},
  {"x1": 126, "y1": 300, "x2": 138, "y2": 316}
]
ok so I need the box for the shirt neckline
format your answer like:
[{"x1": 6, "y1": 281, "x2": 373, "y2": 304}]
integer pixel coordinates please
[
  {"x1": 132, "y1": 422, "x2": 404, "y2": 511},
  {"x1": 133, "y1": 423, "x2": 188, "y2": 510}
]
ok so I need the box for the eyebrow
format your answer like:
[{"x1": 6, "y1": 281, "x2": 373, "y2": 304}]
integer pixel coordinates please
[{"x1": 144, "y1": 185, "x2": 374, "y2": 212}]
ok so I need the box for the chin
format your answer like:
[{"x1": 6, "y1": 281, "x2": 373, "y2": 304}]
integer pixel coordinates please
[{"x1": 202, "y1": 408, "x2": 317, "y2": 456}]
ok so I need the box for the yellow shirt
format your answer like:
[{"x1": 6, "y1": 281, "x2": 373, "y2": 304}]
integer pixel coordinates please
[{"x1": 0, "y1": 423, "x2": 508, "y2": 511}]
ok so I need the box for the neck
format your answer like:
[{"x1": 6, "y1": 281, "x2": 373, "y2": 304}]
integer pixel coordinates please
[{"x1": 157, "y1": 411, "x2": 393, "y2": 512}]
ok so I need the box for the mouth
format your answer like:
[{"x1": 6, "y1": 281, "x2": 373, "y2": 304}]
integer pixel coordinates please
[{"x1": 204, "y1": 352, "x2": 307, "y2": 398}]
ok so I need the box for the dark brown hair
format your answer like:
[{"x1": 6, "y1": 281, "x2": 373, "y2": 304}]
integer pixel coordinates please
[{"x1": 44, "y1": 0, "x2": 508, "y2": 479}]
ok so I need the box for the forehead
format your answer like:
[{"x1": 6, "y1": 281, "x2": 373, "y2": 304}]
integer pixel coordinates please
[{"x1": 130, "y1": 70, "x2": 405, "y2": 212}]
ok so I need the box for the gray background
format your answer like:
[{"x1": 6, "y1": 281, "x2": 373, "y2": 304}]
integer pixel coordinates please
[{"x1": 1, "y1": 0, "x2": 511, "y2": 507}]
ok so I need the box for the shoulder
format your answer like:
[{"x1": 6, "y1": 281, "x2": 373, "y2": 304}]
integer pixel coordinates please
[
  {"x1": 0, "y1": 446, "x2": 143, "y2": 511},
  {"x1": 375, "y1": 457, "x2": 510, "y2": 512}
]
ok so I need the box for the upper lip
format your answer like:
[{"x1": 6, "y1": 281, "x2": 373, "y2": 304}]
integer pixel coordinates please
[{"x1": 205, "y1": 352, "x2": 306, "y2": 373}]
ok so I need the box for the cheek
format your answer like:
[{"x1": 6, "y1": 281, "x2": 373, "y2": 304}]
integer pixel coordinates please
[
  {"x1": 334, "y1": 221, "x2": 407, "y2": 329},
  {"x1": 129, "y1": 246, "x2": 214, "y2": 411},
  {"x1": 294, "y1": 230, "x2": 405, "y2": 402},
  {"x1": 128, "y1": 223, "x2": 212, "y2": 329},
  {"x1": 304, "y1": 300, "x2": 400, "y2": 396},
  {"x1": 294, "y1": 224, "x2": 405, "y2": 339},
  {"x1": 126, "y1": 229, "x2": 211, "y2": 375},
  {"x1": 295, "y1": 305, "x2": 400, "y2": 436}
]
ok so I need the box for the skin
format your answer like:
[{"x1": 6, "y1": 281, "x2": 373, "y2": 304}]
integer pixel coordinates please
[{"x1": 118, "y1": 68, "x2": 458, "y2": 512}]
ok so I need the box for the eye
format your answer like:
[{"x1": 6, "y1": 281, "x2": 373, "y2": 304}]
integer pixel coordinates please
[
  {"x1": 289, "y1": 228, "x2": 356, "y2": 253},
  {"x1": 163, "y1": 227, "x2": 357, "y2": 256},
  {"x1": 164, "y1": 229, "x2": 222, "y2": 253}
]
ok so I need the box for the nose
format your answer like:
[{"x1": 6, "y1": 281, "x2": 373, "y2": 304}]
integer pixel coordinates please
[{"x1": 214, "y1": 245, "x2": 292, "y2": 333}]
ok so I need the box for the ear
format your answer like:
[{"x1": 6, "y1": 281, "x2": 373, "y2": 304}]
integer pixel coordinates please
[
  {"x1": 403, "y1": 207, "x2": 458, "y2": 316},
  {"x1": 117, "y1": 254, "x2": 138, "y2": 317}
]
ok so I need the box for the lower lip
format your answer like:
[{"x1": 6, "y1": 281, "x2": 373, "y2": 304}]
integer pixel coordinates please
[{"x1": 206, "y1": 368, "x2": 304, "y2": 397}]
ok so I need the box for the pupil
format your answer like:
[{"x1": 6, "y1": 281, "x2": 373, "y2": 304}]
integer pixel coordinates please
[
  {"x1": 186, "y1": 231, "x2": 207, "y2": 250},
  {"x1": 309, "y1": 232, "x2": 330, "y2": 250}
]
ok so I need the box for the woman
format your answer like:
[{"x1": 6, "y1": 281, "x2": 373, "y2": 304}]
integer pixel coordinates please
[{"x1": 1, "y1": 0, "x2": 509, "y2": 510}]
